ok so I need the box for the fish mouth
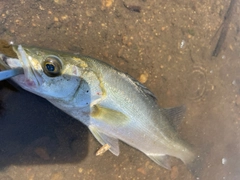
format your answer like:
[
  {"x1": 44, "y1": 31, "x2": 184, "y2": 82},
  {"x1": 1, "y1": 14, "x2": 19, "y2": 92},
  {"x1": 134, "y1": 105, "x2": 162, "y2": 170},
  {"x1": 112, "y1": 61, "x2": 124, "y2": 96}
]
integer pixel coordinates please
[
  {"x1": 0, "y1": 45, "x2": 42, "y2": 89},
  {"x1": 13, "y1": 45, "x2": 43, "y2": 88},
  {"x1": 0, "y1": 52, "x2": 24, "y2": 81}
]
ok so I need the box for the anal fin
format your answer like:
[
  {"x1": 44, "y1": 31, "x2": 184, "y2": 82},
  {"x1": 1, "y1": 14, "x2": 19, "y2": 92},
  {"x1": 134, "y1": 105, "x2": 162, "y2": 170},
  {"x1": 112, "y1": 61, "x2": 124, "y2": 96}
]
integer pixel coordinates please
[
  {"x1": 147, "y1": 154, "x2": 172, "y2": 170},
  {"x1": 89, "y1": 125, "x2": 120, "y2": 156}
]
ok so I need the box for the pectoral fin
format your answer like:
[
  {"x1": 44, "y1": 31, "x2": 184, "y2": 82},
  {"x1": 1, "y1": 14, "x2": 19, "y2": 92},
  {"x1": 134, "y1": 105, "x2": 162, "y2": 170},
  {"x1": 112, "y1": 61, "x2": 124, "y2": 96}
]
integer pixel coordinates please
[
  {"x1": 89, "y1": 125, "x2": 120, "y2": 156},
  {"x1": 91, "y1": 105, "x2": 129, "y2": 125},
  {"x1": 147, "y1": 154, "x2": 171, "y2": 170}
]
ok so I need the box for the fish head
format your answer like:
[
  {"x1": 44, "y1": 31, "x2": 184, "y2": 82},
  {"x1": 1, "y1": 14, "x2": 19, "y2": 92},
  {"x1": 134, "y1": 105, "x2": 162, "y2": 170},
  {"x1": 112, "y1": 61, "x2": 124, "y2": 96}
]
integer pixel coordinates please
[{"x1": 2, "y1": 45, "x2": 82, "y2": 100}]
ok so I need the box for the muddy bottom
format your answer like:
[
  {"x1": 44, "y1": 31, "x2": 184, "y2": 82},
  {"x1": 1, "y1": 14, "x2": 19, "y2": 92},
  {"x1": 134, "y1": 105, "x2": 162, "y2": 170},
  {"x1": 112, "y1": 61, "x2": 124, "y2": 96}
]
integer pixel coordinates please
[{"x1": 0, "y1": 0, "x2": 240, "y2": 179}]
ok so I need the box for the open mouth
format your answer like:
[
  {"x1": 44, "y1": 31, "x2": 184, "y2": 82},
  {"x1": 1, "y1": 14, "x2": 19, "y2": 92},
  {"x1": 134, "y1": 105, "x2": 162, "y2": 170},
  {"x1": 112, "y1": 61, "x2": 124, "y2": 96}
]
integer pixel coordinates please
[
  {"x1": 13, "y1": 45, "x2": 42, "y2": 87},
  {"x1": 0, "y1": 45, "x2": 40, "y2": 88},
  {"x1": 0, "y1": 53, "x2": 24, "y2": 81}
]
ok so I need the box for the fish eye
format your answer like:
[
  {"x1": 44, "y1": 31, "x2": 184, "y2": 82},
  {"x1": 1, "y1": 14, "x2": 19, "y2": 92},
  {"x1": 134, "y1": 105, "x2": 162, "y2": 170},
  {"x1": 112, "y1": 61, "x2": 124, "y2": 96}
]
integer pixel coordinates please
[{"x1": 42, "y1": 56, "x2": 62, "y2": 77}]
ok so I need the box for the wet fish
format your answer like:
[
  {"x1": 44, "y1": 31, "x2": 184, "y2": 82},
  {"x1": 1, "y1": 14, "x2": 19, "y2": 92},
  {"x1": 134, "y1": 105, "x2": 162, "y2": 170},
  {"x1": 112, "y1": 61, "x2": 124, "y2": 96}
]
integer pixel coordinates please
[{"x1": 0, "y1": 45, "x2": 195, "y2": 169}]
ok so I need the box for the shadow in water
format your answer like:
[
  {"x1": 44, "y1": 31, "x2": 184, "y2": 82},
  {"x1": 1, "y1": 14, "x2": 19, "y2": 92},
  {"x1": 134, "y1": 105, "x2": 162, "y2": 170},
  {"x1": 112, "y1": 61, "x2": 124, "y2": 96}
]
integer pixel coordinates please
[{"x1": 0, "y1": 81, "x2": 89, "y2": 169}]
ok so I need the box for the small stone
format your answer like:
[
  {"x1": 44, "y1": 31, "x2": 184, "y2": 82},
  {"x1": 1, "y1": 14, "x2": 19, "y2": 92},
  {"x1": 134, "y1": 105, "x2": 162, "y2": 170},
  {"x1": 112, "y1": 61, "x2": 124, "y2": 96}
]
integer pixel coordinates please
[
  {"x1": 101, "y1": 0, "x2": 114, "y2": 9},
  {"x1": 117, "y1": 48, "x2": 123, "y2": 58},
  {"x1": 34, "y1": 147, "x2": 50, "y2": 160},
  {"x1": 137, "y1": 167, "x2": 146, "y2": 175},
  {"x1": 54, "y1": 0, "x2": 67, "y2": 5},
  {"x1": 28, "y1": 174, "x2": 34, "y2": 180},
  {"x1": 222, "y1": 158, "x2": 227, "y2": 165},
  {"x1": 61, "y1": 15, "x2": 68, "y2": 20},
  {"x1": 86, "y1": 8, "x2": 96, "y2": 17},
  {"x1": 122, "y1": 35, "x2": 128, "y2": 45},
  {"x1": 168, "y1": 55, "x2": 171, "y2": 61},
  {"x1": 78, "y1": 168, "x2": 83, "y2": 173},
  {"x1": 138, "y1": 72, "x2": 148, "y2": 84},
  {"x1": 50, "y1": 172, "x2": 63, "y2": 180}
]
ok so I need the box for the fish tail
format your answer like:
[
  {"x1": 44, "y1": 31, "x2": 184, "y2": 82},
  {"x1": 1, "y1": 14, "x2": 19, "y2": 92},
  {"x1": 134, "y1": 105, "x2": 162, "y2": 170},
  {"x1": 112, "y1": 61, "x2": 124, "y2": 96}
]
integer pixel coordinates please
[
  {"x1": 185, "y1": 147, "x2": 207, "y2": 179},
  {"x1": 186, "y1": 155, "x2": 203, "y2": 179},
  {"x1": 181, "y1": 146, "x2": 196, "y2": 165}
]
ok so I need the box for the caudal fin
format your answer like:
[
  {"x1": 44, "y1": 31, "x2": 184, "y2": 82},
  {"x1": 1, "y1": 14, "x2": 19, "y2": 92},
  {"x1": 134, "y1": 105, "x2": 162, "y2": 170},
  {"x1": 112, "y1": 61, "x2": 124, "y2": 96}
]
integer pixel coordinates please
[
  {"x1": 179, "y1": 144, "x2": 203, "y2": 178},
  {"x1": 186, "y1": 154, "x2": 204, "y2": 179}
]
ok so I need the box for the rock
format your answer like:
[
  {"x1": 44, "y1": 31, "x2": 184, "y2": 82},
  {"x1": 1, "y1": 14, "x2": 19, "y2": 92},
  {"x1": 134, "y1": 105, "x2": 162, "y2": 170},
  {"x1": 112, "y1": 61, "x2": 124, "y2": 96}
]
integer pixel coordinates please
[
  {"x1": 138, "y1": 72, "x2": 148, "y2": 84},
  {"x1": 101, "y1": 0, "x2": 114, "y2": 10},
  {"x1": 50, "y1": 172, "x2": 63, "y2": 180},
  {"x1": 34, "y1": 147, "x2": 50, "y2": 160}
]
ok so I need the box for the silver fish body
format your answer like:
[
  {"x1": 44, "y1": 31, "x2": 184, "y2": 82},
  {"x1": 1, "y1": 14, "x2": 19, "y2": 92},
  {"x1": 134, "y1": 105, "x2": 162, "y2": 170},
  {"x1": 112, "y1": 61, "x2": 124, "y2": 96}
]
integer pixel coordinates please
[{"x1": 0, "y1": 45, "x2": 195, "y2": 169}]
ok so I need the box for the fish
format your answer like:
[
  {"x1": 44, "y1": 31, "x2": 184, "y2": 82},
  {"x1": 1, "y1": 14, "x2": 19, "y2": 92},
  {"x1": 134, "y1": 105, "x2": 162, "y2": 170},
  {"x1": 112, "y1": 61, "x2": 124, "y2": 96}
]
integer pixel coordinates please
[{"x1": 0, "y1": 44, "x2": 195, "y2": 169}]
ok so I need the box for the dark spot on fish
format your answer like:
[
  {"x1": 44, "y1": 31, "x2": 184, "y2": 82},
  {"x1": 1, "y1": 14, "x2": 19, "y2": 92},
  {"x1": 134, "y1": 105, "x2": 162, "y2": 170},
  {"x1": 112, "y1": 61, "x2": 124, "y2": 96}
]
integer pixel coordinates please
[
  {"x1": 123, "y1": 2, "x2": 141, "y2": 13},
  {"x1": 86, "y1": 90, "x2": 89, "y2": 93}
]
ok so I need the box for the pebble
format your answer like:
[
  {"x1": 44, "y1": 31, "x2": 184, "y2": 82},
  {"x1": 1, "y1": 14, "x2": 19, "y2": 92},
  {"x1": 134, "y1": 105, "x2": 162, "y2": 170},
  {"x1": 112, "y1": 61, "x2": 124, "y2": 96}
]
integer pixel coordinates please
[
  {"x1": 137, "y1": 167, "x2": 146, "y2": 175},
  {"x1": 138, "y1": 72, "x2": 148, "y2": 84},
  {"x1": 54, "y1": 0, "x2": 67, "y2": 5},
  {"x1": 50, "y1": 172, "x2": 63, "y2": 180},
  {"x1": 34, "y1": 147, "x2": 50, "y2": 160},
  {"x1": 78, "y1": 168, "x2": 83, "y2": 173},
  {"x1": 101, "y1": 0, "x2": 114, "y2": 9}
]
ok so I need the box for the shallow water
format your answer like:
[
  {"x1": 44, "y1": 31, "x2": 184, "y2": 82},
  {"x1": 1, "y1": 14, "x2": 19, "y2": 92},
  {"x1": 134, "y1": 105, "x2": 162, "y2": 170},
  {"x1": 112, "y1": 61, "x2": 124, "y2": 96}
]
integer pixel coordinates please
[{"x1": 0, "y1": 0, "x2": 240, "y2": 179}]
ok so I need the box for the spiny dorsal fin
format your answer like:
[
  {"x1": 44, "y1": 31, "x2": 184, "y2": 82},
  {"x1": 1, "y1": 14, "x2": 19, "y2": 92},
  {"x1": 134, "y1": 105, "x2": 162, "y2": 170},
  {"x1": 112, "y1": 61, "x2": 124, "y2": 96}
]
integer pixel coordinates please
[{"x1": 126, "y1": 74, "x2": 157, "y2": 101}]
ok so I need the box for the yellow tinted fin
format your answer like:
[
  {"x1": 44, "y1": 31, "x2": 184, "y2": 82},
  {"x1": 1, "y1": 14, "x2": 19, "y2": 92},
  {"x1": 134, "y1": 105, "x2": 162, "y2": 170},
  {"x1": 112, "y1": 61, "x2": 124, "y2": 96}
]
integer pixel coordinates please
[
  {"x1": 89, "y1": 125, "x2": 120, "y2": 156},
  {"x1": 91, "y1": 105, "x2": 129, "y2": 125}
]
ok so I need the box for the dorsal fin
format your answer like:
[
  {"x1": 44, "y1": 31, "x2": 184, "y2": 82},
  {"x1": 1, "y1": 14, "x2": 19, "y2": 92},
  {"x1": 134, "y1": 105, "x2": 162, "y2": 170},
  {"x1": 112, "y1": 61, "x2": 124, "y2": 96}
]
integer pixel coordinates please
[
  {"x1": 126, "y1": 74, "x2": 157, "y2": 101},
  {"x1": 161, "y1": 106, "x2": 186, "y2": 129}
]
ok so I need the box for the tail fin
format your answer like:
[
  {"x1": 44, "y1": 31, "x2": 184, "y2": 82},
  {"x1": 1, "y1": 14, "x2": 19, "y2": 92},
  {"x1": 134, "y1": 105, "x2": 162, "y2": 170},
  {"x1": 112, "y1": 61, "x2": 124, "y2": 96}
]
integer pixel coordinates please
[
  {"x1": 178, "y1": 143, "x2": 203, "y2": 178},
  {"x1": 187, "y1": 154, "x2": 204, "y2": 179}
]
